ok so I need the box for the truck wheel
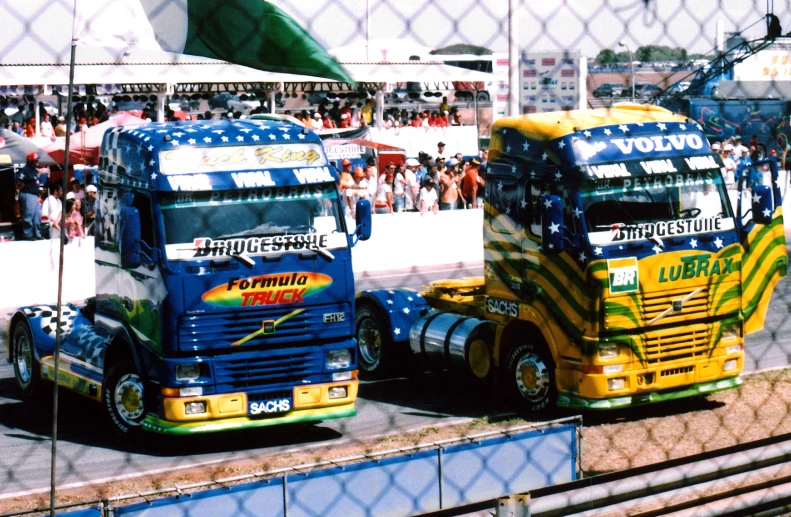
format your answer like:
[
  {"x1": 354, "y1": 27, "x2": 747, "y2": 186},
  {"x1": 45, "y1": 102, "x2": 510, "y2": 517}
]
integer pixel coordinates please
[
  {"x1": 12, "y1": 323, "x2": 41, "y2": 397},
  {"x1": 356, "y1": 304, "x2": 390, "y2": 378},
  {"x1": 104, "y1": 360, "x2": 146, "y2": 436},
  {"x1": 505, "y1": 342, "x2": 557, "y2": 412}
]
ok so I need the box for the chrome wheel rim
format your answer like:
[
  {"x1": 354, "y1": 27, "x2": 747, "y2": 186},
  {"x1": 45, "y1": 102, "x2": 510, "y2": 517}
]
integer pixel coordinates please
[
  {"x1": 15, "y1": 334, "x2": 32, "y2": 386},
  {"x1": 514, "y1": 353, "x2": 550, "y2": 403},
  {"x1": 358, "y1": 318, "x2": 381, "y2": 367},
  {"x1": 114, "y1": 373, "x2": 145, "y2": 425}
]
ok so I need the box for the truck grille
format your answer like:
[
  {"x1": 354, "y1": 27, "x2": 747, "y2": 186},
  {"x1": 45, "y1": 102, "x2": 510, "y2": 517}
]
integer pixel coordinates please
[
  {"x1": 179, "y1": 303, "x2": 350, "y2": 351},
  {"x1": 642, "y1": 324, "x2": 710, "y2": 365},
  {"x1": 640, "y1": 287, "x2": 709, "y2": 326},
  {"x1": 214, "y1": 349, "x2": 323, "y2": 391}
]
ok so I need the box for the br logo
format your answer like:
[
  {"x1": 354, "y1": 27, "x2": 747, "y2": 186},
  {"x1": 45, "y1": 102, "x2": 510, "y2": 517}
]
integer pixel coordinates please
[{"x1": 608, "y1": 257, "x2": 639, "y2": 294}]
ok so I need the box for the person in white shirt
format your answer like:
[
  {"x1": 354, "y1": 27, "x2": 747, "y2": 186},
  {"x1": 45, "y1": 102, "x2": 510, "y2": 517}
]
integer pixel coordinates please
[
  {"x1": 404, "y1": 158, "x2": 420, "y2": 212},
  {"x1": 419, "y1": 178, "x2": 439, "y2": 215},
  {"x1": 42, "y1": 184, "x2": 63, "y2": 241},
  {"x1": 391, "y1": 164, "x2": 406, "y2": 212},
  {"x1": 40, "y1": 113, "x2": 54, "y2": 139},
  {"x1": 721, "y1": 143, "x2": 738, "y2": 188},
  {"x1": 732, "y1": 135, "x2": 748, "y2": 157},
  {"x1": 374, "y1": 174, "x2": 394, "y2": 214},
  {"x1": 310, "y1": 112, "x2": 323, "y2": 131}
]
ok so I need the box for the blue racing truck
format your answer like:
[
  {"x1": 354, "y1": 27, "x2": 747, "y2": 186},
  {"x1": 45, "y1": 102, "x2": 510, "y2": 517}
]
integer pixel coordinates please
[{"x1": 6, "y1": 118, "x2": 370, "y2": 437}]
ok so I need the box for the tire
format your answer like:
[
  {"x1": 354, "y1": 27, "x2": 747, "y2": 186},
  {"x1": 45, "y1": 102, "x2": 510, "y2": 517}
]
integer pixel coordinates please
[
  {"x1": 103, "y1": 359, "x2": 146, "y2": 437},
  {"x1": 12, "y1": 322, "x2": 41, "y2": 398},
  {"x1": 505, "y1": 342, "x2": 557, "y2": 413},
  {"x1": 355, "y1": 304, "x2": 391, "y2": 379}
]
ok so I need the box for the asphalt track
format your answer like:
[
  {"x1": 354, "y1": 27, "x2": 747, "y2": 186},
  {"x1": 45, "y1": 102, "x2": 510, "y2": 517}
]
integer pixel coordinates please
[{"x1": 0, "y1": 260, "x2": 789, "y2": 498}]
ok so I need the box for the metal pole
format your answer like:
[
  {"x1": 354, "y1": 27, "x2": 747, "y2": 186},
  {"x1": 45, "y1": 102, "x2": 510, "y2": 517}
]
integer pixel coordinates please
[
  {"x1": 507, "y1": 0, "x2": 520, "y2": 116},
  {"x1": 51, "y1": 2, "x2": 79, "y2": 514},
  {"x1": 365, "y1": 0, "x2": 370, "y2": 62},
  {"x1": 618, "y1": 41, "x2": 635, "y2": 101}
]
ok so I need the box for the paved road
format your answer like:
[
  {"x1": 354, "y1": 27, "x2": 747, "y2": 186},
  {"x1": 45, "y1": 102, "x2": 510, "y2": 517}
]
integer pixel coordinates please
[{"x1": 0, "y1": 260, "x2": 789, "y2": 497}]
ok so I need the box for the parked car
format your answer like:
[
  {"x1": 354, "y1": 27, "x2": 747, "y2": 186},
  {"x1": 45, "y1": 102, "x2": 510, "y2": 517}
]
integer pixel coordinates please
[
  {"x1": 592, "y1": 83, "x2": 626, "y2": 98},
  {"x1": 633, "y1": 83, "x2": 663, "y2": 98}
]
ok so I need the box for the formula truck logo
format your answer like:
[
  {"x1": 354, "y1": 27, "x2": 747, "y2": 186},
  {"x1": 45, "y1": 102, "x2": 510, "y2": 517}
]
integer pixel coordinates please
[
  {"x1": 202, "y1": 272, "x2": 333, "y2": 307},
  {"x1": 193, "y1": 234, "x2": 329, "y2": 258}
]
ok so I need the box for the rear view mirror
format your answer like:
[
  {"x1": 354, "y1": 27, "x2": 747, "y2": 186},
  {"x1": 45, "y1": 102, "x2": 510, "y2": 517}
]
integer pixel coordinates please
[
  {"x1": 541, "y1": 194, "x2": 564, "y2": 253},
  {"x1": 120, "y1": 205, "x2": 142, "y2": 269},
  {"x1": 355, "y1": 199, "x2": 372, "y2": 241},
  {"x1": 752, "y1": 184, "x2": 774, "y2": 224}
]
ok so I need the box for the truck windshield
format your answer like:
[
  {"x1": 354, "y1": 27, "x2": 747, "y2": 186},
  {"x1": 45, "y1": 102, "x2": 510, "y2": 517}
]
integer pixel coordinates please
[
  {"x1": 580, "y1": 170, "x2": 735, "y2": 246},
  {"x1": 160, "y1": 184, "x2": 347, "y2": 261}
]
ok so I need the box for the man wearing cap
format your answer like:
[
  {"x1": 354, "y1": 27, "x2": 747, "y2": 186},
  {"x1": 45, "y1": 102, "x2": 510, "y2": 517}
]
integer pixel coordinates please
[
  {"x1": 82, "y1": 184, "x2": 98, "y2": 236},
  {"x1": 404, "y1": 158, "x2": 421, "y2": 211},
  {"x1": 54, "y1": 116, "x2": 68, "y2": 137},
  {"x1": 17, "y1": 152, "x2": 48, "y2": 240},
  {"x1": 419, "y1": 177, "x2": 440, "y2": 216},
  {"x1": 310, "y1": 112, "x2": 323, "y2": 131},
  {"x1": 732, "y1": 135, "x2": 748, "y2": 157},
  {"x1": 721, "y1": 143, "x2": 737, "y2": 188},
  {"x1": 437, "y1": 142, "x2": 447, "y2": 163},
  {"x1": 439, "y1": 159, "x2": 459, "y2": 210}
]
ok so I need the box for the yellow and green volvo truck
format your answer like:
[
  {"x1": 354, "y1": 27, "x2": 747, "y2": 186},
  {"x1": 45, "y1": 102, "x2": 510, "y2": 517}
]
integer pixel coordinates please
[{"x1": 355, "y1": 105, "x2": 787, "y2": 411}]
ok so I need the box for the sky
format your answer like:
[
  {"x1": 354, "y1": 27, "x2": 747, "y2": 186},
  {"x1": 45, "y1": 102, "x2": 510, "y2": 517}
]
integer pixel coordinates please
[
  {"x1": 2, "y1": 0, "x2": 791, "y2": 67},
  {"x1": 275, "y1": 0, "x2": 791, "y2": 59}
]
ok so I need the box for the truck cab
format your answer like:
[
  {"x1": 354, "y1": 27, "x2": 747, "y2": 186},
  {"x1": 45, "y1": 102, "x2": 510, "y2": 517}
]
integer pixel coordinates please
[{"x1": 8, "y1": 118, "x2": 368, "y2": 436}]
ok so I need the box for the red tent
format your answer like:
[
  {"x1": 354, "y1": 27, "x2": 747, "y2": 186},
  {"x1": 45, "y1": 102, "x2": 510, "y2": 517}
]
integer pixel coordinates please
[{"x1": 42, "y1": 113, "x2": 148, "y2": 166}]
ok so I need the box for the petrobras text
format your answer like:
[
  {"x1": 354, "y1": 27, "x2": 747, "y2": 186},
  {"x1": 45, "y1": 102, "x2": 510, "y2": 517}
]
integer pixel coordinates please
[{"x1": 193, "y1": 234, "x2": 329, "y2": 257}]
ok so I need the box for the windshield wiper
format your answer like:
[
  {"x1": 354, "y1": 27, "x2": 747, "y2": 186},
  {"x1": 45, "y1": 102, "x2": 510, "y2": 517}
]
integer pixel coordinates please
[{"x1": 225, "y1": 246, "x2": 255, "y2": 268}]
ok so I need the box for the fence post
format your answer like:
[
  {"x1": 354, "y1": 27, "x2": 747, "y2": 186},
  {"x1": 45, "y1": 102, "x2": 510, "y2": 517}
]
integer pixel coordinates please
[
  {"x1": 283, "y1": 474, "x2": 289, "y2": 517},
  {"x1": 516, "y1": 493, "x2": 531, "y2": 516},
  {"x1": 495, "y1": 495, "x2": 517, "y2": 517},
  {"x1": 437, "y1": 447, "x2": 444, "y2": 509}
]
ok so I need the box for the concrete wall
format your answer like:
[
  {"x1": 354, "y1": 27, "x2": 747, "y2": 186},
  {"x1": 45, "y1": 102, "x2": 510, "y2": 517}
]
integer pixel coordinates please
[{"x1": 367, "y1": 126, "x2": 480, "y2": 157}]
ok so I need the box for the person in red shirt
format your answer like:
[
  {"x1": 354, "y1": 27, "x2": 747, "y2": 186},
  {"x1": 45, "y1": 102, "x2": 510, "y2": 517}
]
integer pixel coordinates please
[
  {"x1": 339, "y1": 113, "x2": 350, "y2": 128},
  {"x1": 459, "y1": 158, "x2": 481, "y2": 208},
  {"x1": 410, "y1": 113, "x2": 421, "y2": 127},
  {"x1": 436, "y1": 111, "x2": 450, "y2": 127},
  {"x1": 323, "y1": 113, "x2": 337, "y2": 129}
]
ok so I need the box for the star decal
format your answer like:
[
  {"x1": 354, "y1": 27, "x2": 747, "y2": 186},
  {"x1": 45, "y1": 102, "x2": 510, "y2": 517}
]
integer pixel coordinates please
[
  {"x1": 172, "y1": 140, "x2": 180, "y2": 146},
  {"x1": 657, "y1": 122, "x2": 667, "y2": 131},
  {"x1": 236, "y1": 135, "x2": 244, "y2": 141},
  {"x1": 150, "y1": 172, "x2": 157, "y2": 180},
  {"x1": 583, "y1": 130, "x2": 591, "y2": 138},
  {"x1": 212, "y1": 130, "x2": 224, "y2": 134},
  {"x1": 147, "y1": 145, "x2": 153, "y2": 151},
  {"x1": 386, "y1": 299, "x2": 393, "y2": 305},
  {"x1": 403, "y1": 307, "x2": 410, "y2": 314},
  {"x1": 506, "y1": 144, "x2": 511, "y2": 152},
  {"x1": 511, "y1": 165, "x2": 517, "y2": 174},
  {"x1": 542, "y1": 152, "x2": 548, "y2": 161},
  {"x1": 549, "y1": 222, "x2": 560, "y2": 234},
  {"x1": 679, "y1": 123, "x2": 687, "y2": 130},
  {"x1": 497, "y1": 181, "x2": 503, "y2": 192},
  {"x1": 188, "y1": 138, "x2": 196, "y2": 145},
  {"x1": 543, "y1": 198, "x2": 553, "y2": 208},
  {"x1": 578, "y1": 252, "x2": 587, "y2": 262},
  {"x1": 506, "y1": 206, "x2": 512, "y2": 215},
  {"x1": 407, "y1": 296, "x2": 413, "y2": 301},
  {"x1": 603, "y1": 128, "x2": 612, "y2": 136},
  {"x1": 148, "y1": 159, "x2": 155, "y2": 166},
  {"x1": 394, "y1": 327, "x2": 401, "y2": 336},
  {"x1": 690, "y1": 238, "x2": 698, "y2": 249},
  {"x1": 636, "y1": 122, "x2": 644, "y2": 127},
  {"x1": 298, "y1": 134, "x2": 306, "y2": 140},
  {"x1": 520, "y1": 199, "x2": 527, "y2": 209},
  {"x1": 283, "y1": 134, "x2": 291, "y2": 140},
  {"x1": 203, "y1": 137, "x2": 211, "y2": 143},
  {"x1": 652, "y1": 245, "x2": 663, "y2": 254},
  {"x1": 530, "y1": 170, "x2": 537, "y2": 177},
  {"x1": 594, "y1": 247, "x2": 603, "y2": 256},
  {"x1": 558, "y1": 140, "x2": 566, "y2": 149},
  {"x1": 752, "y1": 193, "x2": 761, "y2": 204},
  {"x1": 240, "y1": 128, "x2": 252, "y2": 133},
  {"x1": 523, "y1": 141, "x2": 530, "y2": 151},
  {"x1": 172, "y1": 132, "x2": 184, "y2": 138},
  {"x1": 554, "y1": 171, "x2": 562, "y2": 180},
  {"x1": 618, "y1": 124, "x2": 629, "y2": 133},
  {"x1": 714, "y1": 237, "x2": 724, "y2": 249},
  {"x1": 268, "y1": 134, "x2": 277, "y2": 140},
  {"x1": 252, "y1": 134, "x2": 260, "y2": 141},
  {"x1": 572, "y1": 207, "x2": 583, "y2": 218},
  {"x1": 763, "y1": 208, "x2": 772, "y2": 218},
  {"x1": 221, "y1": 136, "x2": 229, "y2": 142}
]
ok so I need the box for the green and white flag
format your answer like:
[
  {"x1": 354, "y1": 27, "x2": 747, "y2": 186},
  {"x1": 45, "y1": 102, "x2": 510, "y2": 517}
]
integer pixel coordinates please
[{"x1": 74, "y1": 0, "x2": 352, "y2": 82}]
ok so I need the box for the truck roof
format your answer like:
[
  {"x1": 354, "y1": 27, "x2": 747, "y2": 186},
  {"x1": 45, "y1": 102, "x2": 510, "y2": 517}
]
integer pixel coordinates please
[
  {"x1": 99, "y1": 118, "x2": 335, "y2": 191},
  {"x1": 488, "y1": 105, "x2": 708, "y2": 177},
  {"x1": 491, "y1": 105, "x2": 688, "y2": 142}
]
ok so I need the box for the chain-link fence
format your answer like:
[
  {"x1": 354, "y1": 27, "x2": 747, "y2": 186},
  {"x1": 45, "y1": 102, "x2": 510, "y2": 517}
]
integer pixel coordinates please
[{"x1": 1, "y1": 0, "x2": 791, "y2": 516}]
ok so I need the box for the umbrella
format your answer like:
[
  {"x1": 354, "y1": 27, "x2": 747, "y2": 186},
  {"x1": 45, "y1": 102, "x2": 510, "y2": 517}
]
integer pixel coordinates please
[
  {"x1": 42, "y1": 113, "x2": 148, "y2": 166},
  {"x1": 0, "y1": 128, "x2": 55, "y2": 167}
]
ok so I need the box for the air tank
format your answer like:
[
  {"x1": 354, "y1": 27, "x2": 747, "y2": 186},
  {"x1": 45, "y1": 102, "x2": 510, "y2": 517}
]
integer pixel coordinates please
[{"x1": 409, "y1": 311, "x2": 495, "y2": 378}]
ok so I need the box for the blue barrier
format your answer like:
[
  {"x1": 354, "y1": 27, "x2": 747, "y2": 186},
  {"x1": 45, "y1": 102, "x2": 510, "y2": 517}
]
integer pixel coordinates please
[
  {"x1": 113, "y1": 423, "x2": 577, "y2": 517},
  {"x1": 58, "y1": 508, "x2": 102, "y2": 517}
]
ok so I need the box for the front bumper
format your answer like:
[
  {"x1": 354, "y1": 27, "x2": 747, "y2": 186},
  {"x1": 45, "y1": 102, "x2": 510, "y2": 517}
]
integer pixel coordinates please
[
  {"x1": 557, "y1": 376, "x2": 742, "y2": 410},
  {"x1": 144, "y1": 380, "x2": 358, "y2": 435}
]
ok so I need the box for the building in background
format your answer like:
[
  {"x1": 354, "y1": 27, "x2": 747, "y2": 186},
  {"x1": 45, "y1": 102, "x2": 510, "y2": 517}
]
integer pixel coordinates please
[{"x1": 520, "y1": 50, "x2": 587, "y2": 114}]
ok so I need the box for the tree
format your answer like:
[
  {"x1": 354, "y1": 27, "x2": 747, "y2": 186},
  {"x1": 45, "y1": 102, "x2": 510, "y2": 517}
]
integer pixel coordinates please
[
  {"x1": 430, "y1": 44, "x2": 492, "y2": 56},
  {"x1": 596, "y1": 49, "x2": 617, "y2": 64}
]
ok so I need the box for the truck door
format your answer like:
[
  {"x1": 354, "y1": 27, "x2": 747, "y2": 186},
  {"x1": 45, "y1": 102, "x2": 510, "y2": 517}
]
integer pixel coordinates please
[
  {"x1": 736, "y1": 159, "x2": 788, "y2": 334},
  {"x1": 484, "y1": 166, "x2": 523, "y2": 299}
]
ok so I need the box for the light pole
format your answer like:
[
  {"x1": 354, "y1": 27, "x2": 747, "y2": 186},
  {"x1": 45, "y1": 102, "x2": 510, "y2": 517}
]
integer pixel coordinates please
[{"x1": 619, "y1": 41, "x2": 635, "y2": 101}]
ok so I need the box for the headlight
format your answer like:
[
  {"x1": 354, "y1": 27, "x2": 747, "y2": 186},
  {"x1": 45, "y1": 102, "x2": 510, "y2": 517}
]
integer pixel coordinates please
[
  {"x1": 599, "y1": 342, "x2": 619, "y2": 359},
  {"x1": 722, "y1": 323, "x2": 739, "y2": 341},
  {"x1": 326, "y1": 349, "x2": 352, "y2": 369},
  {"x1": 175, "y1": 363, "x2": 201, "y2": 381}
]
